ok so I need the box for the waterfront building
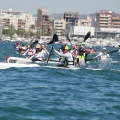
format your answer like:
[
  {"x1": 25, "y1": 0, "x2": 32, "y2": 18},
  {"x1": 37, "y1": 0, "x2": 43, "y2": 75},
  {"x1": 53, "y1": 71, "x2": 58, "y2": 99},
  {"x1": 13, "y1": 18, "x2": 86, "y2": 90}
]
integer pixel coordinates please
[
  {"x1": 0, "y1": 8, "x2": 34, "y2": 32},
  {"x1": 53, "y1": 18, "x2": 65, "y2": 36},
  {"x1": 79, "y1": 15, "x2": 92, "y2": 27},
  {"x1": 64, "y1": 11, "x2": 79, "y2": 29},
  {"x1": 37, "y1": 8, "x2": 52, "y2": 36},
  {"x1": 96, "y1": 10, "x2": 120, "y2": 39},
  {"x1": 70, "y1": 26, "x2": 95, "y2": 38}
]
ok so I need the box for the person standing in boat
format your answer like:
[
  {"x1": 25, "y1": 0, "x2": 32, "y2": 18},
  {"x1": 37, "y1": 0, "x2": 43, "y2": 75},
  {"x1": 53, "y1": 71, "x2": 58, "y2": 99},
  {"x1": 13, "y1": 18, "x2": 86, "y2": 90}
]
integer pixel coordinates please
[
  {"x1": 30, "y1": 43, "x2": 49, "y2": 61},
  {"x1": 22, "y1": 45, "x2": 36, "y2": 58},
  {"x1": 52, "y1": 45, "x2": 74, "y2": 67},
  {"x1": 94, "y1": 48, "x2": 110, "y2": 61}
]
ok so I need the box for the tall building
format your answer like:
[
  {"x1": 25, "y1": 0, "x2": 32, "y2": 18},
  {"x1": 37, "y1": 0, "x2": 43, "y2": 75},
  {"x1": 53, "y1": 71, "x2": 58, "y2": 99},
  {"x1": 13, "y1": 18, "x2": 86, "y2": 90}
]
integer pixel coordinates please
[
  {"x1": 112, "y1": 16, "x2": 120, "y2": 28},
  {"x1": 96, "y1": 10, "x2": 120, "y2": 28},
  {"x1": 37, "y1": 8, "x2": 52, "y2": 35},
  {"x1": 96, "y1": 10, "x2": 120, "y2": 39},
  {"x1": 64, "y1": 11, "x2": 79, "y2": 29}
]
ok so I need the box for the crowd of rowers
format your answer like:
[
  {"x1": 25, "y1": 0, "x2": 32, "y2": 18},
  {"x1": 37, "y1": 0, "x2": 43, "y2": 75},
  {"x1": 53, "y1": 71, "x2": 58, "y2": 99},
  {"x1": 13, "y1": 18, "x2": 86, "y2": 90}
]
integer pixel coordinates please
[{"x1": 14, "y1": 41, "x2": 111, "y2": 68}]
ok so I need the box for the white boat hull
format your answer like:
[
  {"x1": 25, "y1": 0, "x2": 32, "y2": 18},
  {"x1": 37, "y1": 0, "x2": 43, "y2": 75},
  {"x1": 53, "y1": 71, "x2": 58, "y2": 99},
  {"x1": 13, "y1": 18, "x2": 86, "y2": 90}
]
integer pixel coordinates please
[{"x1": 6, "y1": 56, "x2": 60, "y2": 65}]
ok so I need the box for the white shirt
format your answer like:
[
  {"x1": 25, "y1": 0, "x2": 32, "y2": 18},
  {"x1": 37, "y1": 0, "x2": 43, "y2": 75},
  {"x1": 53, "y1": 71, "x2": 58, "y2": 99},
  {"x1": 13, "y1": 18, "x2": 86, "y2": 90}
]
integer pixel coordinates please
[
  {"x1": 95, "y1": 52, "x2": 110, "y2": 61},
  {"x1": 54, "y1": 49, "x2": 74, "y2": 67},
  {"x1": 30, "y1": 48, "x2": 49, "y2": 61},
  {"x1": 22, "y1": 48, "x2": 36, "y2": 57}
]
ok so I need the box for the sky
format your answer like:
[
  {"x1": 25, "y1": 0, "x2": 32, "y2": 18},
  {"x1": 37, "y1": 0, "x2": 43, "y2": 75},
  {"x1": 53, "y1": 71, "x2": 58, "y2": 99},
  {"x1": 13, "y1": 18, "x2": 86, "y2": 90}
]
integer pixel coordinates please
[{"x1": 0, "y1": 0, "x2": 119, "y2": 15}]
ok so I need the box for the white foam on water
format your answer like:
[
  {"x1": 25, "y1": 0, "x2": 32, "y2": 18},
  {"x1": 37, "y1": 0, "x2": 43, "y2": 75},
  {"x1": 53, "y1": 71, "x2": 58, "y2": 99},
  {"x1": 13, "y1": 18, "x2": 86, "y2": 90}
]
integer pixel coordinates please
[
  {"x1": 86, "y1": 68, "x2": 102, "y2": 70},
  {"x1": 0, "y1": 63, "x2": 39, "y2": 70},
  {"x1": 42, "y1": 65, "x2": 80, "y2": 70}
]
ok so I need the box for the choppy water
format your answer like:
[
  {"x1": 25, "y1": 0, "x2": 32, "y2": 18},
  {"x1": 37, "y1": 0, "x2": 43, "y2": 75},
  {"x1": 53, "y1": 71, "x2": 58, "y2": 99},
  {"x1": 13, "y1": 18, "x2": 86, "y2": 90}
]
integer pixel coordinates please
[{"x1": 0, "y1": 42, "x2": 120, "y2": 120}]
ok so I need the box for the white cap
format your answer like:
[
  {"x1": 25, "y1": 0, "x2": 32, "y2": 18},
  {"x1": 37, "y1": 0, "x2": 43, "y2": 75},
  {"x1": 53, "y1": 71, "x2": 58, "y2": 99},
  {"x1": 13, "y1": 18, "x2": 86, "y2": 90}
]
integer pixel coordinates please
[{"x1": 103, "y1": 48, "x2": 106, "y2": 50}]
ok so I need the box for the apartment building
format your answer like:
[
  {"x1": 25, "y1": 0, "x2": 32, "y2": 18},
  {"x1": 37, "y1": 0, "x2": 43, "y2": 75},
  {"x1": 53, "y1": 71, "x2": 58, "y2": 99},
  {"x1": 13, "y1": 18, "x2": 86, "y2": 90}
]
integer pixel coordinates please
[
  {"x1": 96, "y1": 11, "x2": 112, "y2": 28},
  {"x1": 112, "y1": 16, "x2": 120, "y2": 28},
  {"x1": 79, "y1": 15, "x2": 92, "y2": 27},
  {"x1": 53, "y1": 18, "x2": 65, "y2": 36},
  {"x1": 0, "y1": 8, "x2": 34, "y2": 31},
  {"x1": 64, "y1": 11, "x2": 79, "y2": 29},
  {"x1": 96, "y1": 10, "x2": 120, "y2": 28},
  {"x1": 37, "y1": 8, "x2": 52, "y2": 35},
  {"x1": 95, "y1": 10, "x2": 120, "y2": 39}
]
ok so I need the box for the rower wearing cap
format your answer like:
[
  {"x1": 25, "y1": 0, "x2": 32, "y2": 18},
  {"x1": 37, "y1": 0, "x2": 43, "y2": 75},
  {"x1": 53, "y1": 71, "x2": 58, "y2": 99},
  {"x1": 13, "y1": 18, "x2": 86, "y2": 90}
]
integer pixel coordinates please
[
  {"x1": 94, "y1": 47, "x2": 110, "y2": 61},
  {"x1": 19, "y1": 43, "x2": 27, "y2": 54},
  {"x1": 89, "y1": 46, "x2": 95, "y2": 53},
  {"x1": 52, "y1": 45, "x2": 74, "y2": 67},
  {"x1": 76, "y1": 47, "x2": 86, "y2": 66},
  {"x1": 14, "y1": 41, "x2": 20, "y2": 52},
  {"x1": 30, "y1": 43, "x2": 49, "y2": 61}
]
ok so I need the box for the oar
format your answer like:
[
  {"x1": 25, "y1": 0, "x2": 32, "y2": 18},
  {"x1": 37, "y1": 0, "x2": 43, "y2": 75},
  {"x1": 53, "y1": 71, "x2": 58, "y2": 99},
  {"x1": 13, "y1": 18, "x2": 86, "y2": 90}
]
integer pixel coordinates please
[
  {"x1": 108, "y1": 49, "x2": 119, "y2": 54},
  {"x1": 86, "y1": 49, "x2": 119, "y2": 61},
  {"x1": 47, "y1": 34, "x2": 59, "y2": 45},
  {"x1": 30, "y1": 40, "x2": 38, "y2": 46},
  {"x1": 66, "y1": 35, "x2": 72, "y2": 46},
  {"x1": 46, "y1": 34, "x2": 58, "y2": 65},
  {"x1": 86, "y1": 57, "x2": 96, "y2": 61},
  {"x1": 83, "y1": 31, "x2": 91, "y2": 42}
]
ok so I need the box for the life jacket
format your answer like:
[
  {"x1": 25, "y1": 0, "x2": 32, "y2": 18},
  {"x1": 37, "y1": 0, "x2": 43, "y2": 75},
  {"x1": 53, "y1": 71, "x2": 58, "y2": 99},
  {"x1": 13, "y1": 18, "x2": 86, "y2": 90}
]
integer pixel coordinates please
[
  {"x1": 77, "y1": 55, "x2": 85, "y2": 64},
  {"x1": 60, "y1": 57, "x2": 68, "y2": 67}
]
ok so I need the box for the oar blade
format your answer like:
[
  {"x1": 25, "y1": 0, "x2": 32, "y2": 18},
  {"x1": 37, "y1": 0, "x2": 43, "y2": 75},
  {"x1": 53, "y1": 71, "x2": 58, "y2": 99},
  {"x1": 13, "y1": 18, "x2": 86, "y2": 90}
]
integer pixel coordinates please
[
  {"x1": 30, "y1": 40, "x2": 38, "y2": 46},
  {"x1": 109, "y1": 49, "x2": 119, "y2": 54},
  {"x1": 66, "y1": 35, "x2": 72, "y2": 46},
  {"x1": 84, "y1": 31, "x2": 91, "y2": 42},
  {"x1": 47, "y1": 34, "x2": 58, "y2": 45}
]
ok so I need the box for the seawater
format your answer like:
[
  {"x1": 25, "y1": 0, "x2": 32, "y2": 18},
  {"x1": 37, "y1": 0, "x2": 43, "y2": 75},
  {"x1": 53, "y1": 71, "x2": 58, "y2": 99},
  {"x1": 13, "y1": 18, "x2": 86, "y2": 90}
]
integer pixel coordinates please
[{"x1": 0, "y1": 42, "x2": 120, "y2": 120}]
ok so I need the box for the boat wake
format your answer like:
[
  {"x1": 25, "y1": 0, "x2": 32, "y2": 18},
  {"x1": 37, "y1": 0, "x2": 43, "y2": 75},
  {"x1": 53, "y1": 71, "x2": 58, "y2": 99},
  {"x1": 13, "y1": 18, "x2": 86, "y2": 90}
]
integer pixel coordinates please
[{"x1": 0, "y1": 63, "x2": 39, "y2": 70}]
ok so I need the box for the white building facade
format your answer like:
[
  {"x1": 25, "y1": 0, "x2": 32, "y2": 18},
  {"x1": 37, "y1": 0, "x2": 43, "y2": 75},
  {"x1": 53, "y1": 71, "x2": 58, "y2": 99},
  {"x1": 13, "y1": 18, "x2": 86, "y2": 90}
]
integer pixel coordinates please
[
  {"x1": 0, "y1": 8, "x2": 34, "y2": 31},
  {"x1": 53, "y1": 18, "x2": 66, "y2": 36}
]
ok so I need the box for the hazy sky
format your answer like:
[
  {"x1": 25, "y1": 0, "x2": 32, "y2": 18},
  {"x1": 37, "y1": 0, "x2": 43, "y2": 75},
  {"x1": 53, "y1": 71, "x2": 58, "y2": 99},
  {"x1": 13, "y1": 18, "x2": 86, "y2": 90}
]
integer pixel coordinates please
[{"x1": 0, "y1": 0, "x2": 119, "y2": 14}]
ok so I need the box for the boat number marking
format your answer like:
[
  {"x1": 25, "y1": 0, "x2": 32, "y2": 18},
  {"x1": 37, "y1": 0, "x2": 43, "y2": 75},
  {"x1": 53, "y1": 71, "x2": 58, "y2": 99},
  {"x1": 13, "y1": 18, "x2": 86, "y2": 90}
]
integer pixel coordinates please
[{"x1": 9, "y1": 59, "x2": 17, "y2": 63}]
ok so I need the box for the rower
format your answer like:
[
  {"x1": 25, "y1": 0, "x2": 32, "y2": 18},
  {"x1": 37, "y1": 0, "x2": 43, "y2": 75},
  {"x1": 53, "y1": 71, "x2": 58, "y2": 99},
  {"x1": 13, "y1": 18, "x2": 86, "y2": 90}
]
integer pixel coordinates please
[
  {"x1": 52, "y1": 45, "x2": 74, "y2": 67},
  {"x1": 19, "y1": 43, "x2": 27, "y2": 54},
  {"x1": 22, "y1": 45, "x2": 36, "y2": 58},
  {"x1": 89, "y1": 46, "x2": 96, "y2": 53},
  {"x1": 94, "y1": 48, "x2": 110, "y2": 61},
  {"x1": 30, "y1": 43, "x2": 49, "y2": 61},
  {"x1": 70, "y1": 44, "x2": 78, "y2": 65},
  {"x1": 14, "y1": 42, "x2": 20, "y2": 52},
  {"x1": 76, "y1": 47, "x2": 86, "y2": 66}
]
